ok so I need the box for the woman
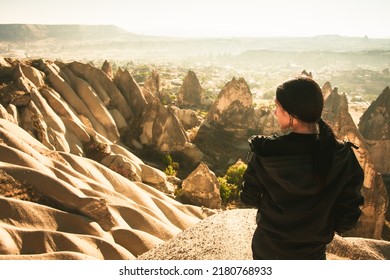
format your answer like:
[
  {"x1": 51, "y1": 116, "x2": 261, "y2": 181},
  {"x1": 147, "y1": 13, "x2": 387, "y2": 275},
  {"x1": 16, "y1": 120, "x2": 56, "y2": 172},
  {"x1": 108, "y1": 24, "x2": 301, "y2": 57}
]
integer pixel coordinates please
[{"x1": 240, "y1": 76, "x2": 364, "y2": 260}]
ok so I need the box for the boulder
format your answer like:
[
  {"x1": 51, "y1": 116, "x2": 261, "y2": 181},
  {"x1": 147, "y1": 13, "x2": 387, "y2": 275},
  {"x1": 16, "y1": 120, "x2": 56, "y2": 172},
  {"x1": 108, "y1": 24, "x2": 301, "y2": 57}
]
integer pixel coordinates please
[
  {"x1": 100, "y1": 153, "x2": 142, "y2": 182},
  {"x1": 179, "y1": 162, "x2": 222, "y2": 209},
  {"x1": 140, "y1": 164, "x2": 175, "y2": 194}
]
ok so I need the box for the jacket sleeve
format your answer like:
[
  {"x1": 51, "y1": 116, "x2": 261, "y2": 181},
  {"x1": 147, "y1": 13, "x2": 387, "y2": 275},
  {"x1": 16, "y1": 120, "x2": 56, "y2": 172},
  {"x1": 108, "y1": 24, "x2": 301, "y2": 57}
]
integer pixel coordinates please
[
  {"x1": 239, "y1": 152, "x2": 265, "y2": 209},
  {"x1": 332, "y1": 150, "x2": 365, "y2": 234}
]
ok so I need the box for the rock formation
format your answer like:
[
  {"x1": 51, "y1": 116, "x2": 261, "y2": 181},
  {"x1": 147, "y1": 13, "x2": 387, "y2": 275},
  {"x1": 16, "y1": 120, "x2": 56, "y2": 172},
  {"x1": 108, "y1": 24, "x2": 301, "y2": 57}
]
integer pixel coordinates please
[
  {"x1": 359, "y1": 87, "x2": 390, "y2": 140},
  {"x1": 0, "y1": 57, "x2": 217, "y2": 259},
  {"x1": 358, "y1": 87, "x2": 390, "y2": 175},
  {"x1": 207, "y1": 77, "x2": 253, "y2": 134},
  {"x1": 179, "y1": 162, "x2": 222, "y2": 209},
  {"x1": 205, "y1": 76, "x2": 280, "y2": 136},
  {"x1": 0, "y1": 118, "x2": 212, "y2": 259},
  {"x1": 301, "y1": 70, "x2": 313, "y2": 78},
  {"x1": 322, "y1": 83, "x2": 388, "y2": 239},
  {"x1": 138, "y1": 99, "x2": 189, "y2": 152},
  {"x1": 321, "y1": 81, "x2": 333, "y2": 100},
  {"x1": 144, "y1": 69, "x2": 161, "y2": 96},
  {"x1": 0, "y1": 58, "x2": 193, "y2": 185},
  {"x1": 101, "y1": 60, "x2": 113, "y2": 79},
  {"x1": 144, "y1": 70, "x2": 171, "y2": 104},
  {"x1": 113, "y1": 67, "x2": 190, "y2": 152},
  {"x1": 171, "y1": 106, "x2": 201, "y2": 130},
  {"x1": 177, "y1": 70, "x2": 203, "y2": 107},
  {"x1": 193, "y1": 77, "x2": 279, "y2": 173}
]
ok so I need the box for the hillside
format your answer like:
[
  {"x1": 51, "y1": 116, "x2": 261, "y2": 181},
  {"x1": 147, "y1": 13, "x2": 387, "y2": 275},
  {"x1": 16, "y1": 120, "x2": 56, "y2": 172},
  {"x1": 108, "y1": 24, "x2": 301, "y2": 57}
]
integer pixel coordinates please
[{"x1": 0, "y1": 24, "x2": 138, "y2": 41}]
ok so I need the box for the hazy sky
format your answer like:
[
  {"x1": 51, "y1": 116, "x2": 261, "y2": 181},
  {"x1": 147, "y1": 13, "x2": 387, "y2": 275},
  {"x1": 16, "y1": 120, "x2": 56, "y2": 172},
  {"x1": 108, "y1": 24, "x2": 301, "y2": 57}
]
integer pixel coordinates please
[{"x1": 1, "y1": 0, "x2": 389, "y2": 38}]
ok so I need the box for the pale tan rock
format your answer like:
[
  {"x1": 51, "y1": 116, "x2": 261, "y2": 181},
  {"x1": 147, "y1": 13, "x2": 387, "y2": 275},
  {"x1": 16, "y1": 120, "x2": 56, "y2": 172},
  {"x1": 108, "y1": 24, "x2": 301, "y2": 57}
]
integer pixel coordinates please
[
  {"x1": 138, "y1": 100, "x2": 189, "y2": 151},
  {"x1": 0, "y1": 104, "x2": 16, "y2": 124},
  {"x1": 60, "y1": 66, "x2": 120, "y2": 142},
  {"x1": 207, "y1": 77, "x2": 254, "y2": 135},
  {"x1": 30, "y1": 88, "x2": 70, "y2": 152},
  {"x1": 140, "y1": 164, "x2": 175, "y2": 194},
  {"x1": 358, "y1": 87, "x2": 390, "y2": 175},
  {"x1": 144, "y1": 69, "x2": 161, "y2": 96},
  {"x1": 359, "y1": 87, "x2": 390, "y2": 140},
  {"x1": 180, "y1": 162, "x2": 222, "y2": 209},
  {"x1": 322, "y1": 85, "x2": 388, "y2": 239},
  {"x1": 0, "y1": 117, "x2": 210, "y2": 259},
  {"x1": 101, "y1": 60, "x2": 113, "y2": 79},
  {"x1": 139, "y1": 209, "x2": 390, "y2": 260},
  {"x1": 38, "y1": 60, "x2": 110, "y2": 139},
  {"x1": 20, "y1": 64, "x2": 45, "y2": 88},
  {"x1": 66, "y1": 62, "x2": 134, "y2": 123},
  {"x1": 109, "y1": 108, "x2": 128, "y2": 133},
  {"x1": 171, "y1": 105, "x2": 200, "y2": 130},
  {"x1": 100, "y1": 154, "x2": 142, "y2": 182},
  {"x1": 322, "y1": 81, "x2": 333, "y2": 100},
  {"x1": 20, "y1": 100, "x2": 56, "y2": 150},
  {"x1": 177, "y1": 70, "x2": 203, "y2": 106},
  {"x1": 114, "y1": 68, "x2": 148, "y2": 118},
  {"x1": 5, "y1": 104, "x2": 19, "y2": 124}
]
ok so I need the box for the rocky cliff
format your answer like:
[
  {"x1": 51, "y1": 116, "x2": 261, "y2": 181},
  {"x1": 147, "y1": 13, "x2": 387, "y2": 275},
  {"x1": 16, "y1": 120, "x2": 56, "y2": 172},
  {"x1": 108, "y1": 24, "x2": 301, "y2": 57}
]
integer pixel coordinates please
[
  {"x1": 358, "y1": 87, "x2": 390, "y2": 175},
  {"x1": 358, "y1": 87, "x2": 390, "y2": 225},
  {"x1": 322, "y1": 84, "x2": 388, "y2": 239},
  {"x1": 0, "y1": 57, "x2": 215, "y2": 260}
]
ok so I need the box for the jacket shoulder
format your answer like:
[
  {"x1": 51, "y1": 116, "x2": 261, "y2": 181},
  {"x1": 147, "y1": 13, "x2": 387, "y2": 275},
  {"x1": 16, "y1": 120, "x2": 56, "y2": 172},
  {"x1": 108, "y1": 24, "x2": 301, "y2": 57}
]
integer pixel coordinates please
[{"x1": 248, "y1": 134, "x2": 278, "y2": 155}]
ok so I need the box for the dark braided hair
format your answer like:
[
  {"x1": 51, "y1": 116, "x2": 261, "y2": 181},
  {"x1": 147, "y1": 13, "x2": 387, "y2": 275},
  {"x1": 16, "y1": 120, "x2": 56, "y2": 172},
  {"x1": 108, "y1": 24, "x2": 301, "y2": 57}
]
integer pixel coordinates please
[{"x1": 276, "y1": 76, "x2": 337, "y2": 187}]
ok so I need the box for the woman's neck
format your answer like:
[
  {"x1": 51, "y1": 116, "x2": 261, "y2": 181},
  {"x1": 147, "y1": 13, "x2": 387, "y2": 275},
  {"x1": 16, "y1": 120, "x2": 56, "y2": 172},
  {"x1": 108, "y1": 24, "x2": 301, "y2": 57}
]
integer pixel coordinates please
[{"x1": 292, "y1": 119, "x2": 318, "y2": 134}]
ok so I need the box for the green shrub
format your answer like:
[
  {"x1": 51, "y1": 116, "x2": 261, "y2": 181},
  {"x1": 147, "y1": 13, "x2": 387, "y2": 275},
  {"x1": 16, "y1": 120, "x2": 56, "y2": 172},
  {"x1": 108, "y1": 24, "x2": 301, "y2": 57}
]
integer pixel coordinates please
[
  {"x1": 162, "y1": 153, "x2": 173, "y2": 166},
  {"x1": 164, "y1": 165, "x2": 177, "y2": 176},
  {"x1": 218, "y1": 160, "x2": 247, "y2": 204},
  {"x1": 162, "y1": 153, "x2": 179, "y2": 176},
  {"x1": 218, "y1": 177, "x2": 234, "y2": 203},
  {"x1": 225, "y1": 160, "x2": 247, "y2": 188}
]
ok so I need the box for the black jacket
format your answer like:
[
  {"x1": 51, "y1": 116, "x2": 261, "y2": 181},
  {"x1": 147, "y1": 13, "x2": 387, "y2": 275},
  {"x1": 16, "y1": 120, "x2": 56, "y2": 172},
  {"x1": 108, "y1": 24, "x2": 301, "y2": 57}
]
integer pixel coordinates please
[{"x1": 240, "y1": 133, "x2": 364, "y2": 255}]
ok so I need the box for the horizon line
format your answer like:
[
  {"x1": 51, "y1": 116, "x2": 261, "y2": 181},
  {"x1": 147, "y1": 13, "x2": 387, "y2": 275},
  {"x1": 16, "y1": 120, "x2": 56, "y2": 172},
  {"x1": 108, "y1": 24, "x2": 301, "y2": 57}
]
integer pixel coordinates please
[{"x1": 1, "y1": 23, "x2": 390, "y2": 40}]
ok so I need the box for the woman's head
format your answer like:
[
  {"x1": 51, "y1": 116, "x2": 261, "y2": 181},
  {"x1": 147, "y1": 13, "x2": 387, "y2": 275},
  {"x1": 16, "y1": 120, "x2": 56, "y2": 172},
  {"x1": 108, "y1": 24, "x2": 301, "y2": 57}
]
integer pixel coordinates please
[
  {"x1": 275, "y1": 76, "x2": 324, "y2": 125},
  {"x1": 275, "y1": 76, "x2": 337, "y2": 187}
]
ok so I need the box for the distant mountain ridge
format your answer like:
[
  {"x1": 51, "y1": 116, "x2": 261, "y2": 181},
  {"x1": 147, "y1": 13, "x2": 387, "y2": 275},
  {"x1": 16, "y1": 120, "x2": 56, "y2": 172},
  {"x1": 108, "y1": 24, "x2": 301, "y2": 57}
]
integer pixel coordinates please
[
  {"x1": 1, "y1": 24, "x2": 390, "y2": 61},
  {"x1": 0, "y1": 24, "x2": 140, "y2": 41}
]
